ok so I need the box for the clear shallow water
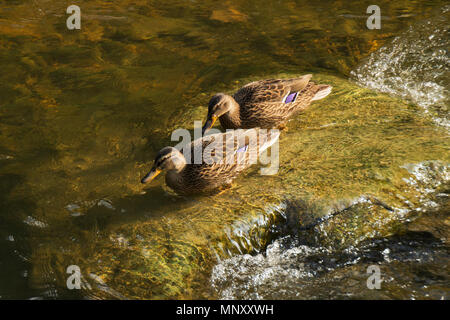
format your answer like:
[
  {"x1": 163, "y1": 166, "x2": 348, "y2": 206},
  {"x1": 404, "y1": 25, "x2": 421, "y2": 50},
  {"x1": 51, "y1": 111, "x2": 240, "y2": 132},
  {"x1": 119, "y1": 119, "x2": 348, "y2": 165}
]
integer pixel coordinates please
[{"x1": 0, "y1": 1, "x2": 449, "y2": 299}]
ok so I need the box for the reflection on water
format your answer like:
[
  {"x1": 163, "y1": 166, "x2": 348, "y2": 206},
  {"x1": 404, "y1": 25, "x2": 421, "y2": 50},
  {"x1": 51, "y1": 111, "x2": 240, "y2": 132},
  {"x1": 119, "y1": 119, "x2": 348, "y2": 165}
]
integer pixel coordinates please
[{"x1": 0, "y1": 1, "x2": 448, "y2": 299}]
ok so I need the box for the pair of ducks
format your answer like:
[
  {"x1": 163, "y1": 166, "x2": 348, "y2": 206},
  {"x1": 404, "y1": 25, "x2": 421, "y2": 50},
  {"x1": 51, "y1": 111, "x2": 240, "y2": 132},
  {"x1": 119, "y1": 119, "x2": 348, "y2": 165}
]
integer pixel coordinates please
[{"x1": 141, "y1": 74, "x2": 332, "y2": 195}]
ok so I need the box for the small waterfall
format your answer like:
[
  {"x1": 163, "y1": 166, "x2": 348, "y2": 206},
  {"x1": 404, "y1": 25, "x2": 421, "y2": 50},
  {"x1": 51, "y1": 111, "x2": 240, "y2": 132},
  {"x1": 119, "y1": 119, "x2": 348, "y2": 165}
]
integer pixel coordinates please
[{"x1": 351, "y1": 6, "x2": 449, "y2": 128}]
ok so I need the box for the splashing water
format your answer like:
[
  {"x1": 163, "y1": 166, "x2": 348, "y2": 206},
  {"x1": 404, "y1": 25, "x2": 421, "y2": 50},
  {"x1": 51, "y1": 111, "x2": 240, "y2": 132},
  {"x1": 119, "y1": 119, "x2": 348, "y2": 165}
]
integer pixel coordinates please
[
  {"x1": 351, "y1": 6, "x2": 450, "y2": 128},
  {"x1": 210, "y1": 231, "x2": 449, "y2": 299},
  {"x1": 210, "y1": 161, "x2": 450, "y2": 300}
]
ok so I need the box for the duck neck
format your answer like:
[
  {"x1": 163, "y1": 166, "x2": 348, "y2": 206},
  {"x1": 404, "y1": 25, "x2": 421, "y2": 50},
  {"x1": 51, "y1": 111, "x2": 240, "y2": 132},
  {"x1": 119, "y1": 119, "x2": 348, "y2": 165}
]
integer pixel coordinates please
[
  {"x1": 166, "y1": 169, "x2": 185, "y2": 192},
  {"x1": 165, "y1": 155, "x2": 187, "y2": 192},
  {"x1": 220, "y1": 97, "x2": 241, "y2": 129}
]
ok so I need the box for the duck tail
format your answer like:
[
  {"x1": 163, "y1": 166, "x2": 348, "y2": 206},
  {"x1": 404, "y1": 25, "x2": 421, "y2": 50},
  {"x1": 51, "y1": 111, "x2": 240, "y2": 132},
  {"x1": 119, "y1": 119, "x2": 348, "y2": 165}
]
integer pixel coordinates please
[{"x1": 311, "y1": 84, "x2": 332, "y2": 101}]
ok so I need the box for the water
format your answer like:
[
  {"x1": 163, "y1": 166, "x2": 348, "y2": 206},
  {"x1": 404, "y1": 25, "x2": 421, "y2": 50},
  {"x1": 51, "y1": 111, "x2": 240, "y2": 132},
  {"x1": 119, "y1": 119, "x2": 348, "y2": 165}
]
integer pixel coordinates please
[
  {"x1": 211, "y1": 163, "x2": 450, "y2": 299},
  {"x1": 0, "y1": 1, "x2": 449, "y2": 299},
  {"x1": 351, "y1": 5, "x2": 450, "y2": 128}
]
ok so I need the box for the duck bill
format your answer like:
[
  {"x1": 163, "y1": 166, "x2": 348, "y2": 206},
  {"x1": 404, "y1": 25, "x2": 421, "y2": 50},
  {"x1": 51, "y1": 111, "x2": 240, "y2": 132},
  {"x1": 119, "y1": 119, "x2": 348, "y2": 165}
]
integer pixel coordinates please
[
  {"x1": 141, "y1": 168, "x2": 161, "y2": 184},
  {"x1": 202, "y1": 115, "x2": 218, "y2": 135}
]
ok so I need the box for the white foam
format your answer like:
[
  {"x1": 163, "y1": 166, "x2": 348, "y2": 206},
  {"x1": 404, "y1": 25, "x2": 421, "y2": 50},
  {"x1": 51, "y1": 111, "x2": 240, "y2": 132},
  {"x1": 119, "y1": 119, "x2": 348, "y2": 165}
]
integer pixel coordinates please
[{"x1": 350, "y1": 5, "x2": 450, "y2": 129}]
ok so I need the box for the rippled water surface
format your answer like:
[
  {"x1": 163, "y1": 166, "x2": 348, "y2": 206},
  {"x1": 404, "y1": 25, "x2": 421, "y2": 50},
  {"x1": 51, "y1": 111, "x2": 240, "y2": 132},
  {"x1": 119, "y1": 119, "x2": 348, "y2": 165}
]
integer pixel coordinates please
[{"x1": 0, "y1": 1, "x2": 449, "y2": 299}]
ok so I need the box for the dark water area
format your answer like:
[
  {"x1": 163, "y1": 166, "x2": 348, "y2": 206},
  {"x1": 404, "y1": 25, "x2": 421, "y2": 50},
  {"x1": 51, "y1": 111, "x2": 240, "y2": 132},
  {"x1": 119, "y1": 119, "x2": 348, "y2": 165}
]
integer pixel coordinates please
[{"x1": 0, "y1": 1, "x2": 448, "y2": 299}]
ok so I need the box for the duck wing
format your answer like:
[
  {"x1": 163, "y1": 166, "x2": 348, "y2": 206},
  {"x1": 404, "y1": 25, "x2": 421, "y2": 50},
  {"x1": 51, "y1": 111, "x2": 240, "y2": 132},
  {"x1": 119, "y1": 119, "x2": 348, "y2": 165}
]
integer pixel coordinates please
[
  {"x1": 176, "y1": 130, "x2": 279, "y2": 192},
  {"x1": 233, "y1": 74, "x2": 312, "y2": 105},
  {"x1": 203, "y1": 129, "x2": 279, "y2": 169},
  {"x1": 184, "y1": 129, "x2": 279, "y2": 179}
]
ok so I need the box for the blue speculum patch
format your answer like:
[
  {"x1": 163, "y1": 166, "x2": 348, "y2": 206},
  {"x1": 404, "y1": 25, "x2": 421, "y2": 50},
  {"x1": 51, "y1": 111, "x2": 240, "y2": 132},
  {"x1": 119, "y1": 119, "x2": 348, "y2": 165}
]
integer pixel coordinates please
[
  {"x1": 236, "y1": 145, "x2": 249, "y2": 153},
  {"x1": 284, "y1": 92, "x2": 298, "y2": 103}
]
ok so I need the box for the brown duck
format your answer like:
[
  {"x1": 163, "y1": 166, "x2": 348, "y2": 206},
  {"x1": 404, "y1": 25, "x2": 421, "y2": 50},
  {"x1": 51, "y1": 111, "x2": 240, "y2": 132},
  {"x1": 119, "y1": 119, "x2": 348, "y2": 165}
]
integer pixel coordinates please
[
  {"x1": 141, "y1": 129, "x2": 280, "y2": 195},
  {"x1": 202, "y1": 74, "x2": 332, "y2": 134}
]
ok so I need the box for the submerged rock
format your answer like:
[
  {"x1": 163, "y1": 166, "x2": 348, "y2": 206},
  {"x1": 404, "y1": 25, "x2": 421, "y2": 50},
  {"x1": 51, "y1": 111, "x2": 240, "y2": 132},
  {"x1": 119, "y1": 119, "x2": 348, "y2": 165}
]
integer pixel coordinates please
[
  {"x1": 211, "y1": 165, "x2": 449, "y2": 300},
  {"x1": 38, "y1": 74, "x2": 446, "y2": 299}
]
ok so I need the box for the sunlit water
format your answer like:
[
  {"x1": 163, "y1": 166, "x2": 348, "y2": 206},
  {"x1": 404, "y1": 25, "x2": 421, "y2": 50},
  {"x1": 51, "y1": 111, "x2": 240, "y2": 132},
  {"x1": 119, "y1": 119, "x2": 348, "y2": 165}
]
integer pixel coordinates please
[{"x1": 0, "y1": 1, "x2": 449, "y2": 299}]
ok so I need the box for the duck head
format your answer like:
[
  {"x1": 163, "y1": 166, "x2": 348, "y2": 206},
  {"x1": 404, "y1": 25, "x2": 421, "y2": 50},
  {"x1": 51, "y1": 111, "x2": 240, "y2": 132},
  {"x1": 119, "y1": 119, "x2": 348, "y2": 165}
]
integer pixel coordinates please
[
  {"x1": 141, "y1": 147, "x2": 186, "y2": 184},
  {"x1": 202, "y1": 93, "x2": 237, "y2": 135}
]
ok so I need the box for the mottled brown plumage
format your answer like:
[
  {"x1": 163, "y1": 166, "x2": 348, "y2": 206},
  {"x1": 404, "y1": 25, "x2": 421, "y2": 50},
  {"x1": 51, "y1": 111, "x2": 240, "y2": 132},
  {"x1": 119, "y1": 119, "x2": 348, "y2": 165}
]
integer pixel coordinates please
[
  {"x1": 141, "y1": 129, "x2": 279, "y2": 195},
  {"x1": 202, "y1": 74, "x2": 332, "y2": 134}
]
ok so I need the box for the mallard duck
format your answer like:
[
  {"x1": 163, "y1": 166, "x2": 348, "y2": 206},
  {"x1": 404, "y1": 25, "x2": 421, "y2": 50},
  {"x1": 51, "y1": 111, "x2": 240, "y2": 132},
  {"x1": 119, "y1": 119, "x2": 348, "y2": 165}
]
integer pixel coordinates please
[
  {"x1": 141, "y1": 129, "x2": 280, "y2": 195},
  {"x1": 202, "y1": 74, "x2": 332, "y2": 134}
]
